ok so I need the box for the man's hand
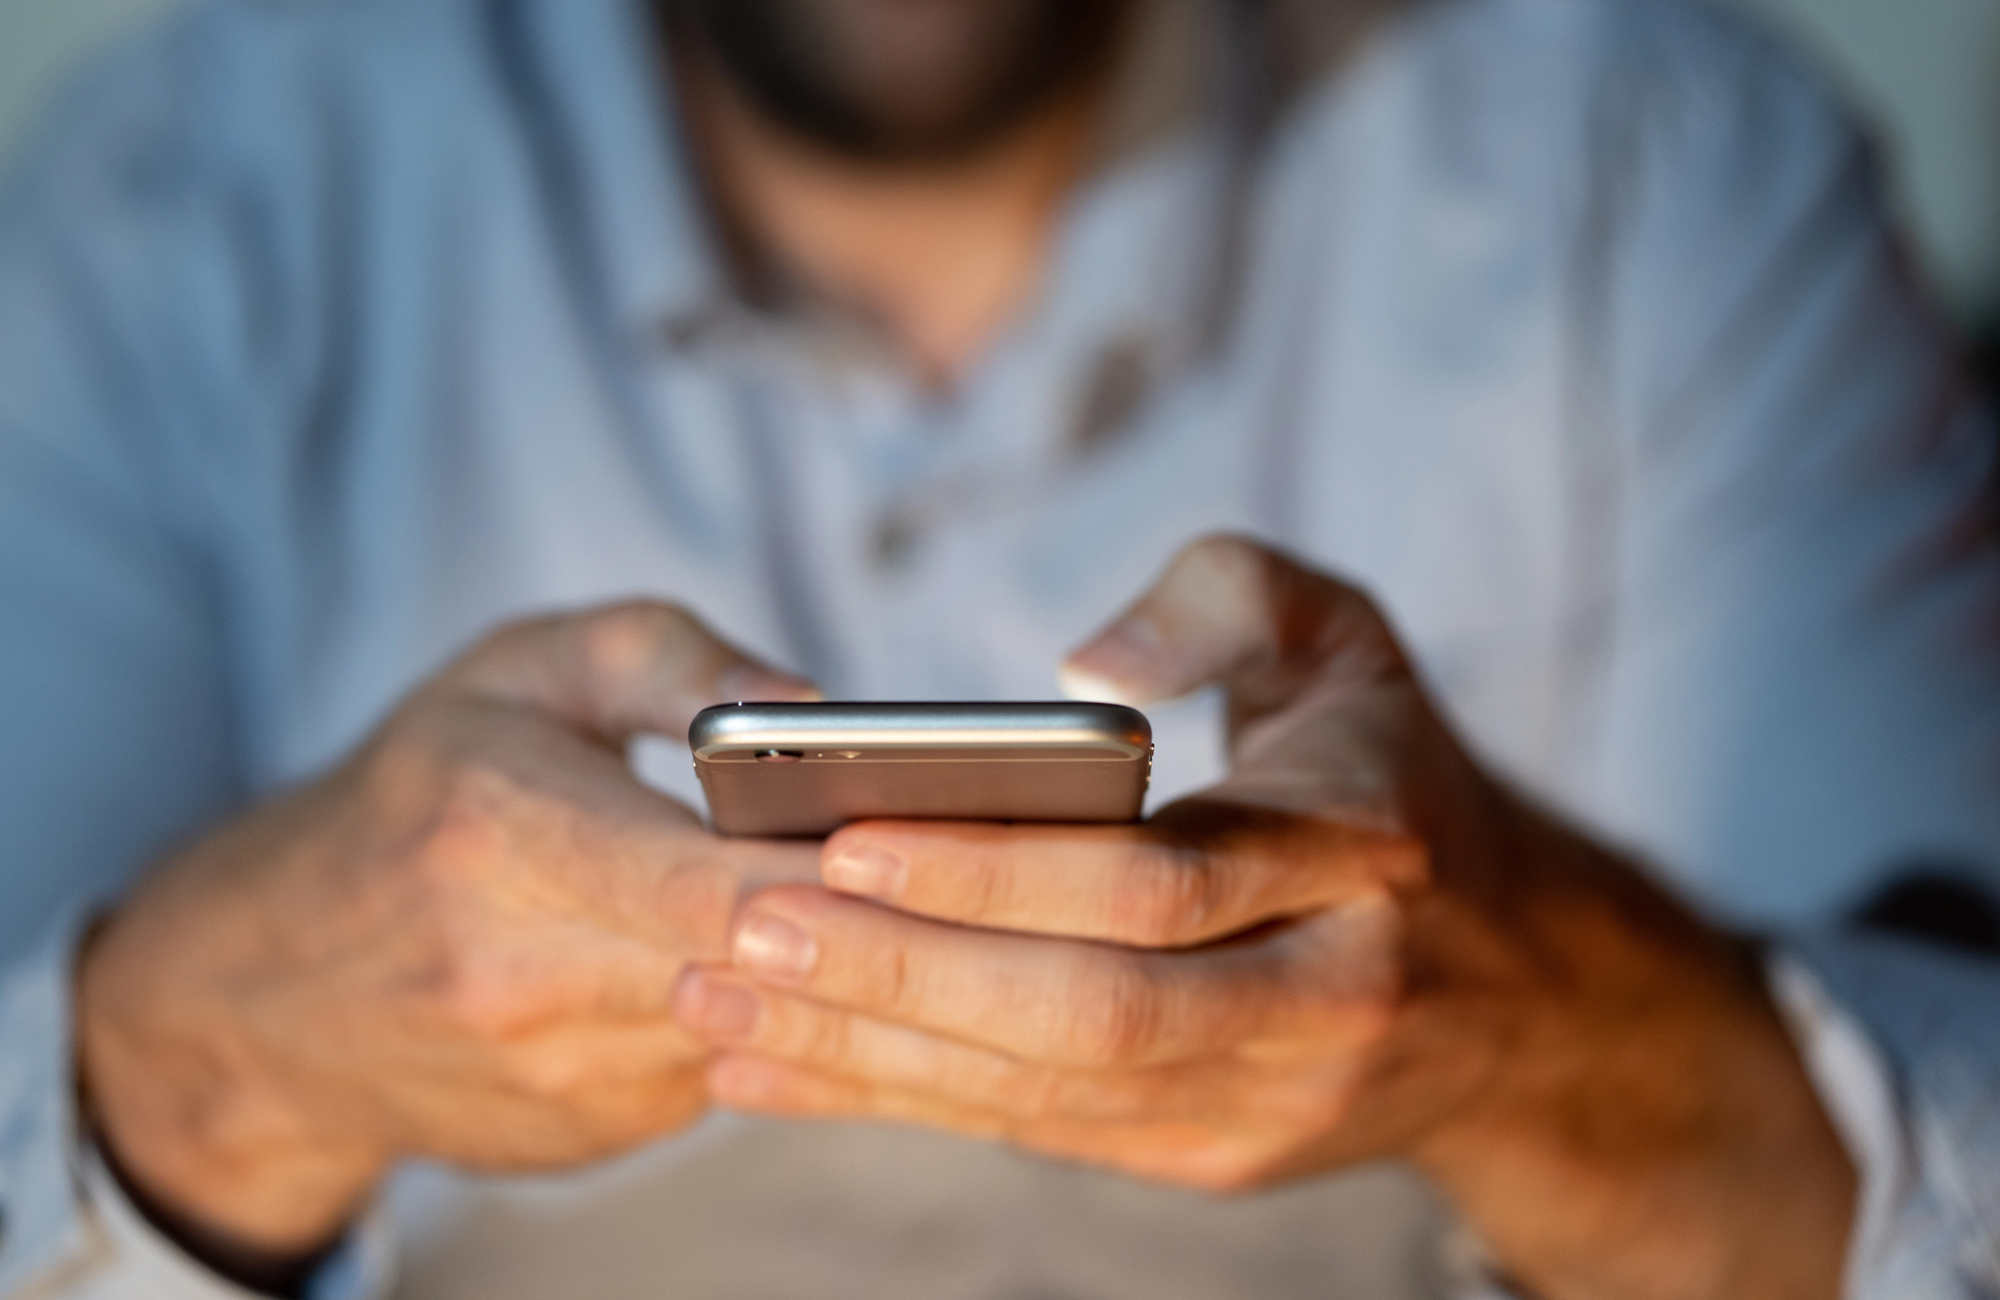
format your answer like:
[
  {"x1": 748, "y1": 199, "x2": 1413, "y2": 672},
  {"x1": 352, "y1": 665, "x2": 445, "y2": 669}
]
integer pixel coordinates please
[
  {"x1": 672, "y1": 537, "x2": 1855, "y2": 1300},
  {"x1": 77, "y1": 602, "x2": 821, "y2": 1267}
]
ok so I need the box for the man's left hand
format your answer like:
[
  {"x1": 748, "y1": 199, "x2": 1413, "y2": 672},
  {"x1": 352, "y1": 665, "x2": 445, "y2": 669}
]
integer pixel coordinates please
[{"x1": 673, "y1": 536, "x2": 1854, "y2": 1300}]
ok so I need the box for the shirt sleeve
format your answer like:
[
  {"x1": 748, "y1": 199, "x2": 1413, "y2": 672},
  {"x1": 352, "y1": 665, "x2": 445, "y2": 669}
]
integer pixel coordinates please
[
  {"x1": 76, "y1": 1149, "x2": 396, "y2": 1300},
  {"x1": 1777, "y1": 933, "x2": 2000, "y2": 1297},
  {"x1": 0, "y1": 20, "x2": 389, "y2": 1300},
  {"x1": 1583, "y1": 5, "x2": 2000, "y2": 920},
  {"x1": 0, "y1": 20, "x2": 248, "y2": 965}
]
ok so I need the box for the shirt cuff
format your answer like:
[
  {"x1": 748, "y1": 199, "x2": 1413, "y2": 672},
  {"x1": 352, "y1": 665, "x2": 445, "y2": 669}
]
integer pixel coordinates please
[
  {"x1": 78, "y1": 1146, "x2": 394, "y2": 1300},
  {"x1": 0, "y1": 906, "x2": 104, "y2": 1296},
  {"x1": 1774, "y1": 930, "x2": 2000, "y2": 1297},
  {"x1": 1765, "y1": 951, "x2": 1907, "y2": 1300},
  {"x1": 0, "y1": 910, "x2": 393, "y2": 1300}
]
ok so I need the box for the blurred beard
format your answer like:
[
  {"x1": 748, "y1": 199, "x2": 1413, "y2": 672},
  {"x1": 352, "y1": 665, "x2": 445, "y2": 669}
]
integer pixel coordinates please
[{"x1": 661, "y1": 0, "x2": 1130, "y2": 165}]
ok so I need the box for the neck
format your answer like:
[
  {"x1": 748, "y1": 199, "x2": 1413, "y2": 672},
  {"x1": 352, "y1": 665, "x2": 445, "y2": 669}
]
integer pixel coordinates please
[{"x1": 673, "y1": 52, "x2": 1102, "y2": 389}]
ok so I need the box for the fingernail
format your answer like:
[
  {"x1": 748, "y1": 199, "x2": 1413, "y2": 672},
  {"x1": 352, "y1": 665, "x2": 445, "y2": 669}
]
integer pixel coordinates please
[
  {"x1": 823, "y1": 844, "x2": 906, "y2": 899},
  {"x1": 733, "y1": 913, "x2": 817, "y2": 979},
  {"x1": 1061, "y1": 616, "x2": 1162, "y2": 704},
  {"x1": 718, "y1": 665, "x2": 823, "y2": 703},
  {"x1": 674, "y1": 970, "x2": 760, "y2": 1040}
]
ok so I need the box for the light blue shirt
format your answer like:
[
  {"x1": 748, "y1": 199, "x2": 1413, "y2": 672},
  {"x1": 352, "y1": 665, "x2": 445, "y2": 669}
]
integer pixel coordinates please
[{"x1": 1, "y1": 0, "x2": 1997, "y2": 1294}]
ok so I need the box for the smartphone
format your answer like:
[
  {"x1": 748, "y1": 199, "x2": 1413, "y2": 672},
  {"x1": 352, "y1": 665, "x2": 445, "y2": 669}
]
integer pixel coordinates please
[{"x1": 689, "y1": 701, "x2": 1153, "y2": 836}]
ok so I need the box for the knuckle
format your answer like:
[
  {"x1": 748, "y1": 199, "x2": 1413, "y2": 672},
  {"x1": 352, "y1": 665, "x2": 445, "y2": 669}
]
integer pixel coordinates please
[
  {"x1": 357, "y1": 717, "x2": 521, "y2": 895},
  {"x1": 579, "y1": 602, "x2": 677, "y2": 682},
  {"x1": 793, "y1": 1005, "x2": 855, "y2": 1070},
  {"x1": 644, "y1": 854, "x2": 739, "y2": 952},
  {"x1": 852, "y1": 934, "x2": 920, "y2": 1021},
  {"x1": 996, "y1": 1063, "x2": 1069, "y2": 1119},
  {"x1": 497, "y1": 1040, "x2": 588, "y2": 1101},
  {"x1": 1058, "y1": 954, "x2": 1161, "y2": 1067},
  {"x1": 881, "y1": 943, "x2": 919, "y2": 1020},
  {"x1": 953, "y1": 848, "x2": 1015, "y2": 923},
  {"x1": 354, "y1": 718, "x2": 451, "y2": 828},
  {"x1": 1113, "y1": 846, "x2": 1223, "y2": 946},
  {"x1": 392, "y1": 769, "x2": 558, "y2": 1039},
  {"x1": 428, "y1": 936, "x2": 539, "y2": 1038},
  {"x1": 415, "y1": 759, "x2": 520, "y2": 884}
]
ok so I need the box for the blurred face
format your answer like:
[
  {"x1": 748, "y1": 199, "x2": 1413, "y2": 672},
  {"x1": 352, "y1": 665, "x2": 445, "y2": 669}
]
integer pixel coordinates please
[{"x1": 665, "y1": 0, "x2": 1130, "y2": 164}]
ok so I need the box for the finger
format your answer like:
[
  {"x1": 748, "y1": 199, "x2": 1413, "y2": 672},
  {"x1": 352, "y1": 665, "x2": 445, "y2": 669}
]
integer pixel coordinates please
[
  {"x1": 677, "y1": 968, "x2": 1131, "y2": 1120},
  {"x1": 1058, "y1": 535, "x2": 1405, "y2": 722},
  {"x1": 440, "y1": 1064, "x2": 713, "y2": 1168},
  {"x1": 675, "y1": 967, "x2": 1172, "y2": 1122},
  {"x1": 388, "y1": 1033, "x2": 712, "y2": 1166},
  {"x1": 490, "y1": 1017, "x2": 710, "y2": 1096},
  {"x1": 822, "y1": 805, "x2": 1420, "y2": 945},
  {"x1": 446, "y1": 600, "x2": 820, "y2": 744},
  {"x1": 707, "y1": 1054, "x2": 1015, "y2": 1139},
  {"x1": 719, "y1": 886, "x2": 1399, "y2": 1068},
  {"x1": 675, "y1": 967, "x2": 1355, "y2": 1125},
  {"x1": 703, "y1": 1057, "x2": 1288, "y2": 1192}
]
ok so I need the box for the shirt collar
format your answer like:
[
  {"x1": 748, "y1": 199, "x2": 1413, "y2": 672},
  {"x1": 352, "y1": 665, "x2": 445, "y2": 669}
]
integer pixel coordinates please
[
  {"x1": 516, "y1": 0, "x2": 724, "y2": 337},
  {"x1": 517, "y1": 0, "x2": 1405, "y2": 363}
]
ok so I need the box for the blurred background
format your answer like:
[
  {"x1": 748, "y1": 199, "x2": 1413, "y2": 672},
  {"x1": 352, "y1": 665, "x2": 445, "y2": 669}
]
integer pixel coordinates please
[{"x1": 3, "y1": 0, "x2": 1997, "y2": 362}]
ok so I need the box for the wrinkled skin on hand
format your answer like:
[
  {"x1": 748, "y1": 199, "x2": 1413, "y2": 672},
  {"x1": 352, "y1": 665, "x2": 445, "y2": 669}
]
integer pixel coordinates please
[
  {"x1": 78, "y1": 603, "x2": 822, "y2": 1262},
  {"x1": 674, "y1": 536, "x2": 1855, "y2": 1300}
]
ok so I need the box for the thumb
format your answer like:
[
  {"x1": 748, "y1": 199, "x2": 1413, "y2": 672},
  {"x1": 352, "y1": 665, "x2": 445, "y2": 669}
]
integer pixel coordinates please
[
  {"x1": 1059, "y1": 536, "x2": 1407, "y2": 723},
  {"x1": 447, "y1": 600, "x2": 821, "y2": 745}
]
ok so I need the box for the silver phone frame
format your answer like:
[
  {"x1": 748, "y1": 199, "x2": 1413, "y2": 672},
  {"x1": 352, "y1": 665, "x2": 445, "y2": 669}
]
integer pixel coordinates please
[
  {"x1": 689, "y1": 700, "x2": 1152, "y2": 760},
  {"x1": 689, "y1": 701, "x2": 1153, "y2": 836}
]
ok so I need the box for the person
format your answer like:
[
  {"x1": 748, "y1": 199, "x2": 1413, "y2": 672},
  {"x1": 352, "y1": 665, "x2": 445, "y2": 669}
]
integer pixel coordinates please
[{"x1": 0, "y1": 0, "x2": 1995, "y2": 1296}]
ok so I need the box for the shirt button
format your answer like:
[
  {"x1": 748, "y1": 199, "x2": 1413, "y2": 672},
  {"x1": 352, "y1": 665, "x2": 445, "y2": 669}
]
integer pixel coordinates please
[
  {"x1": 1069, "y1": 333, "x2": 1154, "y2": 456},
  {"x1": 870, "y1": 511, "x2": 920, "y2": 573}
]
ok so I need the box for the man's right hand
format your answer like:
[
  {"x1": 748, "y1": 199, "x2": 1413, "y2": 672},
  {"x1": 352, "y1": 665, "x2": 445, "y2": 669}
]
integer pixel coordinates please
[{"x1": 74, "y1": 602, "x2": 821, "y2": 1268}]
